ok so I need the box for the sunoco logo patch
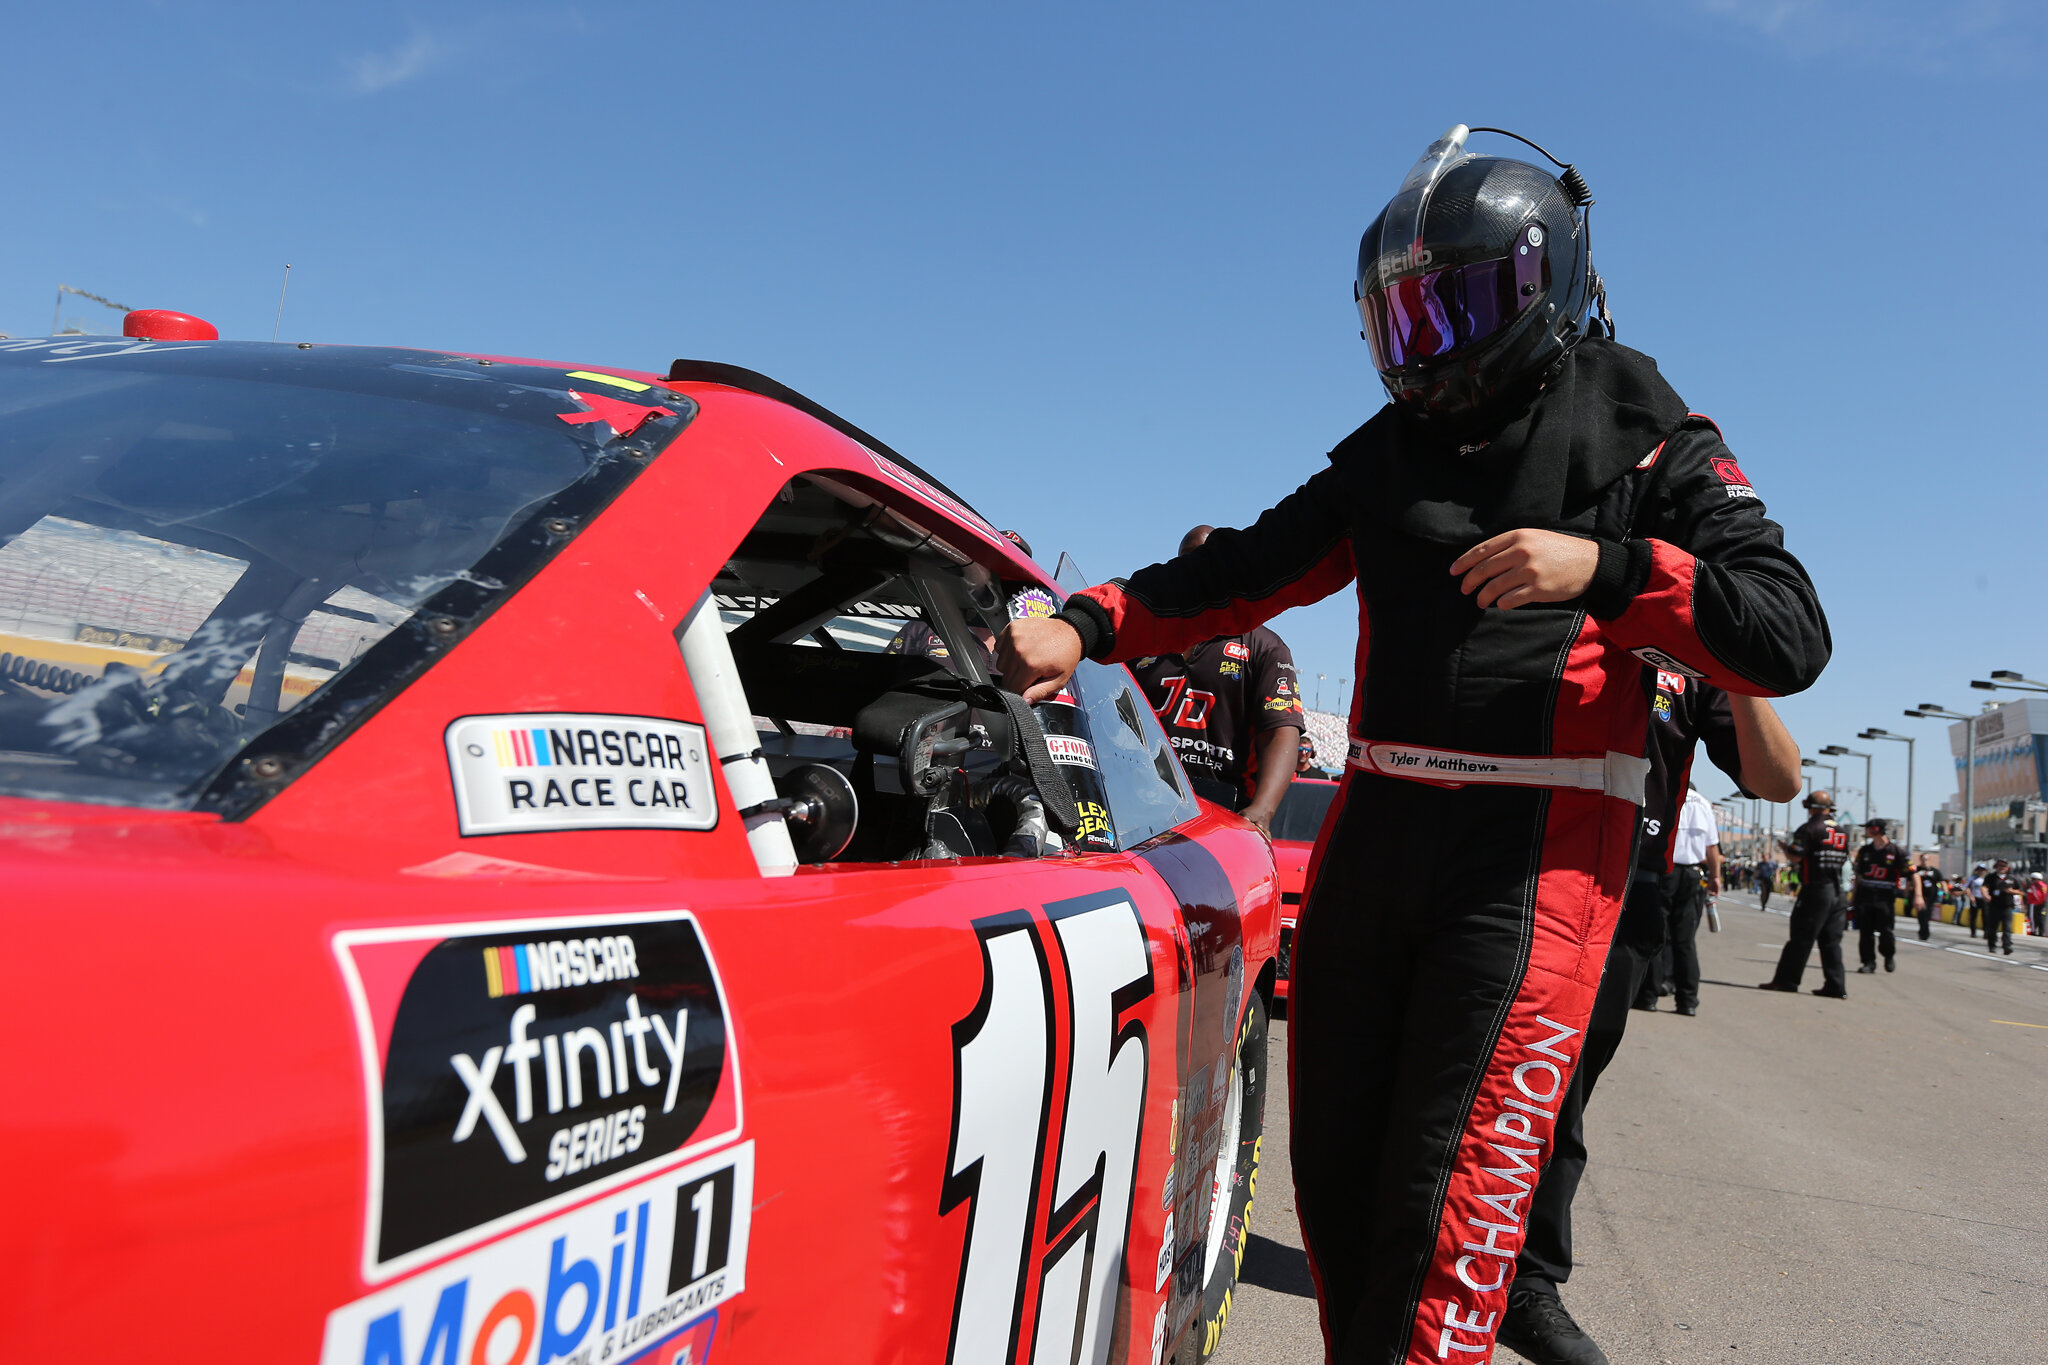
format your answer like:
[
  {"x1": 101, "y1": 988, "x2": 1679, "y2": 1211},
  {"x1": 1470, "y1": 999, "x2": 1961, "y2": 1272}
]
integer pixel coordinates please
[{"x1": 334, "y1": 910, "x2": 741, "y2": 1280}]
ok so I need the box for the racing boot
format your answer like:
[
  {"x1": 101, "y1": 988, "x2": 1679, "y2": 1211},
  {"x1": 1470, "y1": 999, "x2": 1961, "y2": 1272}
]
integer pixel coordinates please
[{"x1": 1497, "y1": 1281, "x2": 1610, "y2": 1365}]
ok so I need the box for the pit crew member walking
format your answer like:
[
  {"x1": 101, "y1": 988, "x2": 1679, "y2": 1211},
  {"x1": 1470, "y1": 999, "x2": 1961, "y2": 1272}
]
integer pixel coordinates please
[
  {"x1": 1850, "y1": 820, "x2": 1915, "y2": 974},
  {"x1": 1913, "y1": 854, "x2": 1943, "y2": 940},
  {"x1": 1983, "y1": 858, "x2": 2018, "y2": 955},
  {"x1": 1761, "y1": 791, "x2": 1851, "y2": 997},
  {"x1": 997, "y1": 125, "x2": 1830, "y2": 1364},
  {"x1": 1635, "y1": 781, "x2": 1720, "y2": 1016},
  {"x1": 1504, "y1": 679, "x2": 1799, "y2": 1365},
  {"x1": 1129, "y1": 524, "x2": 1305, "y2": 833}
]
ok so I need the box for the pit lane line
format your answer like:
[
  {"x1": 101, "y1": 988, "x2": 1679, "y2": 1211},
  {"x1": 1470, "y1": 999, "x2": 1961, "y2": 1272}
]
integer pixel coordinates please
[{"x1": 1733, "y1": 892, "x2": 2048, "y2": 973}]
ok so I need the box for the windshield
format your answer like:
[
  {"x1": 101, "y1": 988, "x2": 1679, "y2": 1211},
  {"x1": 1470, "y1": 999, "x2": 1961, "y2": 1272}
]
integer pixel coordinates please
[
  {"x1": 1270, "y1": 779, "x2": 1339, "y2": 844},
  {"x1": 0, "y1": 341, "x2": 693, "y2": 811}
]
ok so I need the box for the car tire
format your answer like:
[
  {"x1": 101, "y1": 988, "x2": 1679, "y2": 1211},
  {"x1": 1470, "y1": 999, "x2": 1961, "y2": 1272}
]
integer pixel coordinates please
[{"x1": 1196, "y1": 990, "x2": 1269, "y2": 1362}]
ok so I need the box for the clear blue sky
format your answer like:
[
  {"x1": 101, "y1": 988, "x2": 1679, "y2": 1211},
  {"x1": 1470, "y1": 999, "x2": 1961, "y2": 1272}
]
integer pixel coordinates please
[{"x1": 5, "y1": 2, "x2": 2043, "y2": 839}]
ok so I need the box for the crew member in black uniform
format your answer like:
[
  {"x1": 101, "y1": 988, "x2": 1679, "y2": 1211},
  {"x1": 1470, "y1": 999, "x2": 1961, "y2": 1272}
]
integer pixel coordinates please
[
  {"x1": 1503, "y1": 675, "x2": 1799, "y2": 1364},
  {"x1": 1762, "y1": 791, "x2": 1851, "y2": 997},
  {"x1": 998, "y1": 125, "x2": 1830, "y2": 1364},
  {"x1": 1851, "y1": 819, "x2": 1915, "y2": 973},
  {"x1": 1983, "y1": 858, "x2": 2017, "y2": 955},
  {"x1": 1913, "y1": 854, "x2": 1943, "y2": 939},
  {"x1": 1128, "y1": 525, "x2": 1304, "y2": 832}
]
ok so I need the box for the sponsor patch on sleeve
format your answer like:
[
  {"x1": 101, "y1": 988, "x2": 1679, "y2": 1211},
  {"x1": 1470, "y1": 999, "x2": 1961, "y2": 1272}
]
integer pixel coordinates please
[
  {"x1": 1631, "y1": 646, "x2": 1707, "y2": 679},
  {"x1": 446, "y1": 714, "x2": 717, "y2": 837},
  {"x1": 1710, "y1": 456, "x2": 1758, "y2": 499},
  {"x1": 331, "y1": 909, "x2": 742, "y2": 1281}
]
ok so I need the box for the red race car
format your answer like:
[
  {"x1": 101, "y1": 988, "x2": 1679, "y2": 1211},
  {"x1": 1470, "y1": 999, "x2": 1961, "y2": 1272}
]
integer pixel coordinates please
[
  {"x1": 1266, "y1": 776, "x2": 1339, "y2": 1001},
  {"x1": 0, "y1": 322, "x2": 1281, "y2": 1365}
]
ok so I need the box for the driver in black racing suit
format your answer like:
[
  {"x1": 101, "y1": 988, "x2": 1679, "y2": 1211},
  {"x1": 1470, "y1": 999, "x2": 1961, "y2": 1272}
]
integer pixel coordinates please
[{"x1": 998, "y1": 126, "x2": 1830, "y2": 1364}]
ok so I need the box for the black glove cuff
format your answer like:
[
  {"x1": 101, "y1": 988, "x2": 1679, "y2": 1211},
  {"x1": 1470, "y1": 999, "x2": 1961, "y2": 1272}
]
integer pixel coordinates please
[
  {"x1": 1053, "y1": 596, "x2": 1114, "y2": 661},
  {"x1": 1584, "y1": 538, "x2": 1652, "y2": 620}
]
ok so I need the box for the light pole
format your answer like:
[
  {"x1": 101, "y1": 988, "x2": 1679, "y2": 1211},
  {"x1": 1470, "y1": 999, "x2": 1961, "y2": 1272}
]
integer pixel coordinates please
[
  {"x1": 1819, "y1": 745, "x2": 1872, "y2": 827},
  {"x1": 1859, "y1": 729, "x2": 1915, "y2": 856},
  {"x1": 1980, "y1": 670, "x2": 2048, "y2": 694},
  {"x1": 1723, "y1": 791, "x2": 1758, "y2": 858},
  {"x1": 1907, "y1": 705, "x2": 1977, "y2": 871},
  {"x1": 1315, "y1": 674, "x2": 1326, "y2": 711}
]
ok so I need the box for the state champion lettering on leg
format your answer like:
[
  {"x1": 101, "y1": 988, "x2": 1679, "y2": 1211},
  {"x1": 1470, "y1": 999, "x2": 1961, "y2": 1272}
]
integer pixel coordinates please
[{"x1": 1432, "y1": 1016, "x2": 1581, "y2": 1355}]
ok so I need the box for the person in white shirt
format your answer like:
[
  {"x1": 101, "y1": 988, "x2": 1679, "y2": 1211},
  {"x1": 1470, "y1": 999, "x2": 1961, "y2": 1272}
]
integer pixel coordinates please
[{"x1": 1636, "y1": 782, "x2": 1721, "y2": 1016}]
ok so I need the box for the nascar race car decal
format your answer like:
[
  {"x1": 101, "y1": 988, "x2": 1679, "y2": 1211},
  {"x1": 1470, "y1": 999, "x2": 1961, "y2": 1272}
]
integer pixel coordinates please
[
  {"x1": 333, "y1": 910, "x2": 741, "y2": 1280},
  {"x1": 445, "y1": 714, "x2": 719, "y2": 837}
]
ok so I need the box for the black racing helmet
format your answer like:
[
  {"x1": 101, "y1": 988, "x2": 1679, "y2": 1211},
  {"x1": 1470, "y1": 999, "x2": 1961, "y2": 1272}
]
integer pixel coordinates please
[{"x1": 1356, "y1": 125, "x2": 1599, "y2": 422}]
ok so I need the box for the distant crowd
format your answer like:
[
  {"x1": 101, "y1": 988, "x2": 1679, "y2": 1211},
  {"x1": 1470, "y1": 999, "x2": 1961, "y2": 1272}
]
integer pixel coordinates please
[{"x1": 1724, "y1": 854, "x2": 2046, "y2": 938}]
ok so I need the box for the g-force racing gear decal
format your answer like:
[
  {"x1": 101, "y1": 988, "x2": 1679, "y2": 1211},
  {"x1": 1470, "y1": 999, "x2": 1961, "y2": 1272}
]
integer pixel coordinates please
[
  {"x1": 321, "y1": 1144, "x2": 752, "y2": 1365},
  {"x1": 445, "y1": 713, "x2": 717, "y2": 836},
  {"x1": 334, "y1": 910, "x2": 741, "y2": 1280}
]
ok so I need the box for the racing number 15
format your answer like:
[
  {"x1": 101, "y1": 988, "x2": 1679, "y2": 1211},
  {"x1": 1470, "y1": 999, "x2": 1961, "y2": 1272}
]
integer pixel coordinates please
[{"x1": 942, "y1": 895, "x2": 1154, "y2": 1365}]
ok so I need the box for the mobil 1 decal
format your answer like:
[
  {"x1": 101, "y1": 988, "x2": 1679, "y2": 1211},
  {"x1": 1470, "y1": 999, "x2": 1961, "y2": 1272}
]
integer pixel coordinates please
[
  {"x1": 333, "y1": 910, "x2": 741, "y2": 1280},
  {"x1": 321, "y1": 1143, "x2": 752, "y2": 1365},
  {"x1": 445, "y1": 713, "x2": 718, "y2": 837}
]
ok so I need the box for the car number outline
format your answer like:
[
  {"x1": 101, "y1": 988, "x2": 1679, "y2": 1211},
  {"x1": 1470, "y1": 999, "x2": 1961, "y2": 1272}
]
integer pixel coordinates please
[{"x1": 942, "y1": 890, "x2": 1154, "y2": 1365}]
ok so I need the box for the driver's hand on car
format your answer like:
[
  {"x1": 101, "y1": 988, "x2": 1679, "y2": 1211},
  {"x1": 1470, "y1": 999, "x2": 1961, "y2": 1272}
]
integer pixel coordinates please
[{"x1": 996, "y1": 617, "x2": 1083, "y2": 702}]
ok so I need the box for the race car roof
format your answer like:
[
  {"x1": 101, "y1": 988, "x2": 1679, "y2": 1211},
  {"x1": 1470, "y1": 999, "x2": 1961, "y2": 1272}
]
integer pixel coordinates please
[{"x1": 665, "y1": 359, "x2": 990, "y2": 528}]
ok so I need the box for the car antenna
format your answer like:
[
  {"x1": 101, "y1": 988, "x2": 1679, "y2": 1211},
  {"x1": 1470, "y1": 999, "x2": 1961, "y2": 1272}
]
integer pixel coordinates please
[{"x1": 271, "y1": 264, "x2": 292, "y2": 342}]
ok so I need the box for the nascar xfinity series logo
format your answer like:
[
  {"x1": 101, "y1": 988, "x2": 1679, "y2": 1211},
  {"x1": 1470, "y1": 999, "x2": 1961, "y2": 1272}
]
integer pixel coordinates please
[
  {"x1": 334, "y1": 911, "x2": 741, "y2": 1280},
  {"x1": 446, "y1": 713, "x2": 717, "y2": 837}
]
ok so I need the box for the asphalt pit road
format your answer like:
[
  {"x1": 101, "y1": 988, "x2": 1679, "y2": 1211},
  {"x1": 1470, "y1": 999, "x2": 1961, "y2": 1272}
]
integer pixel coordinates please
[{"x1": 1237, "y1": 1234, "x2": 1315, "y2": 1298}]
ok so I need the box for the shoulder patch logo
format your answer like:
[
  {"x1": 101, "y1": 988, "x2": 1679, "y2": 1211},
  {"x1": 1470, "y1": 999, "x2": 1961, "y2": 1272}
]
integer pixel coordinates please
[
  {"x1": 1631, "y1": 646, "x2": 1707, "y2": 680},
  {"x1": 1710, "y1": 456, "x2": 1759, "y2": 500}
]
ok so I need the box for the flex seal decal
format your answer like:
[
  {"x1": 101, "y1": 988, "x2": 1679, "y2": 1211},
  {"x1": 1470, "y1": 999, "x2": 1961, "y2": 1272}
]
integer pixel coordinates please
[
  {"x1": 333, "y1": 910, "x2": 742, "y2": 1282},
  {"x1": 320, "y1": 1143, "x2": 751, "y2": 1365},
  {"x1": 446, "y1": 713, "x2": 717, "y2": 836}
]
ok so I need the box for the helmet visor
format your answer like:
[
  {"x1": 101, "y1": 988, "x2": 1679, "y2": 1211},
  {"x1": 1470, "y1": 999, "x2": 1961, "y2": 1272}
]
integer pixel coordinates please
[{"x1": 1358, "y1": 246, "x2": 1544, "y2": 371}]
